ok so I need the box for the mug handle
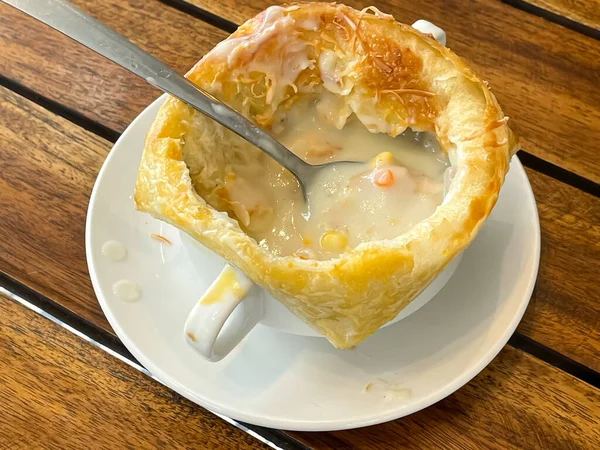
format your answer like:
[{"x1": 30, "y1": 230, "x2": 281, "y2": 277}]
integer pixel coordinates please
[
  {"x1": 184, "y1": 264, "x2": 262, "y2": 361},
  {"x1": 183, "y1": 20, "x2": 447, "y2": 362},
  {"x1": 411, "y1": 20, "x2": 447, "y2": 46}
]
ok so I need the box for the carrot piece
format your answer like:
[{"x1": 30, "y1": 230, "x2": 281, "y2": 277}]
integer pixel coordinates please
[
  {"x1": 373, "y1": 169, "x2": 394, "y2": 187},
  {"x1": 150, "y1": 233, "x2": 172, "y2": 245}
]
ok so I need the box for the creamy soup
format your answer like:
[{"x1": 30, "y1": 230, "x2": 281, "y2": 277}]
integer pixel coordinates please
[{"x1": 219, "y1": 97, "x2": 448, "y2": 260}]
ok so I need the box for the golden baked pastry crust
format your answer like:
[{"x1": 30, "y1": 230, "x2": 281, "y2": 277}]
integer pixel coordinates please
[{"x1": 134, "y1": 2, "x2": 518, "y2": 348}]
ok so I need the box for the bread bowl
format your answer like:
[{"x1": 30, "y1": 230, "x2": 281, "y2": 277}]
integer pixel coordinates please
[{"x1": 134, "y1": 2, "x2": 518, "y2": 348}]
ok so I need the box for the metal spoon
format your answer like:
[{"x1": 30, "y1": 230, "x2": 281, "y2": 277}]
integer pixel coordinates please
[{"x1": 4, "y1": 0, "x2": 360, "y2": 206}]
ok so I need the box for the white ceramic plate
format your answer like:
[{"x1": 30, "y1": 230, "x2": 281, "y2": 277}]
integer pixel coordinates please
[{"x1": 86, "y1": 95, "x2": 540, "y2": 431}]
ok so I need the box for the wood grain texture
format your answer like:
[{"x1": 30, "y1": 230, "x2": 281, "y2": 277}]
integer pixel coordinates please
[
  {"x1": 0, "y1": 86, "x2": 111, "y2": 329},
  {"x1": 291, "y1": 345, "x2": 600, "y2": 449},
  {"x1": 1, "y1": 82, "x2": 599, "y2": 369},
  {"x1": 0, "y1": 293, "x2": 267, "y2": 450},
  {"x1": 521, "y1": 169, "x2": 600, "y2": 371},
  {"x1": 2, "y1": 287, "x2": 599, "y2": 450},
  {"x1": 517, "y1": 0, "x2": 600, "y2": 31},
  {"x1": 1, "y1": 0, "x2": 599, "y2": 181},
  {"x1": 0, "y1": 0, "x2": 227, "y2": 134},
  {"x1": 182, "y1": 0, "x2": 600, "y2": 184}
]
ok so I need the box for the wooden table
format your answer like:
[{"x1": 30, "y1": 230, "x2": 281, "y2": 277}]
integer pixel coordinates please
[{"x1": 1, "y1": 0, "x2": 599, "y2": 448}]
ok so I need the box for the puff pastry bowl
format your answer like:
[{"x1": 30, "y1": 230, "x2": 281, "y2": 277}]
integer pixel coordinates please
[{"x1": 134, "y1": 2, "x2": 518, "y2": 348}]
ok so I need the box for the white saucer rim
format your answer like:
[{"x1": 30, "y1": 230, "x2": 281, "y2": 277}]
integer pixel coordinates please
[{"x1": 86, "y1": 94, "x2": 541, "y2": 431}]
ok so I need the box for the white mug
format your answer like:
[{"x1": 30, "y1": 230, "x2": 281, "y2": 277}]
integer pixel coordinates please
[{"x1": 184, "y1": 20, "x2": 450, "y2": 362}]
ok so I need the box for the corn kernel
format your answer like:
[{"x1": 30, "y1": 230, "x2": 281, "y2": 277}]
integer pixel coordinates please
[
  {"x1": 373, "y1": 152, "x2": 394, "y2": 168},
  {"x1": 320, "y1": 230, "x2": 348, "y2": 252}
]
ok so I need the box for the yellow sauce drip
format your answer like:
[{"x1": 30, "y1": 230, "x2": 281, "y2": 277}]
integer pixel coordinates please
[{"x1": 200, "y1": 266, "x2": 245, "y2": 305}]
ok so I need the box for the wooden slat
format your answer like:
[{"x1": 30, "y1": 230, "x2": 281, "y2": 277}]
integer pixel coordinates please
[
  {"x1": 517, "y1": 0, "x2": 600, "y2": 31},
  {"x1": 0, "y1": 86, "x2": 111, "y2": 329},
  {"x1": 2, "y1": 291, "x2": 599, "y2": 450},
  {"x1": 521, "y1": 170, "x2": 600, "y2": 369},
  {"x1": 181, "y1": 0, "x2": 600, "y2": 184},
  {"x1": 1, "y1": 80, "x2": 599, "y2": 372},
  {"x1": 291, "y1": 346, "x2": 600, "y2": 449},
  {"x1": 0, "y1": 0, "x2": 227, "y2": 134},
  {"x1": 0, "y1": 293, "x2": 266, "y2": 449},
  {"x1": 3, "y1": 285, "x2": 599, "y2": 450},
  {"x1": 1, "y1": 0, "x2": 599, "y2": 182}
]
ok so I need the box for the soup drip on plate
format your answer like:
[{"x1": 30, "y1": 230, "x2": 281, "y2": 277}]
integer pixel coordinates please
[{"x1": 206, "y1": 95, "x2": 449, "y2": 260}]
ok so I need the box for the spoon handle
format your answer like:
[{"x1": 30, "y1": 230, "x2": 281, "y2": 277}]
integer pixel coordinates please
[{"x1": 3, "y1": 0, "x2": 309, "y2": 176}]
